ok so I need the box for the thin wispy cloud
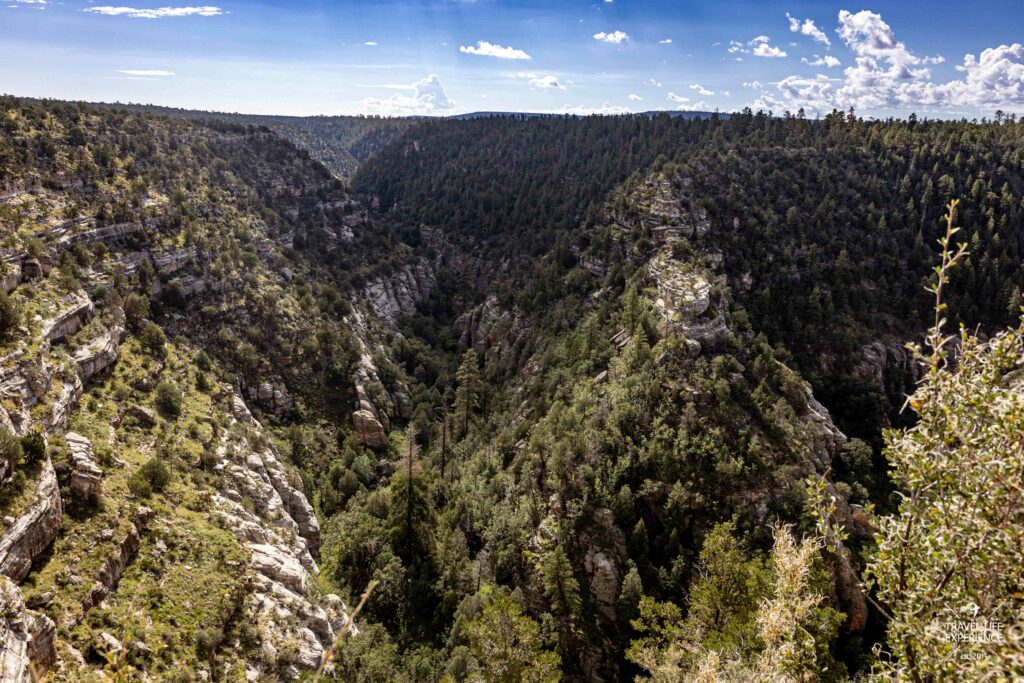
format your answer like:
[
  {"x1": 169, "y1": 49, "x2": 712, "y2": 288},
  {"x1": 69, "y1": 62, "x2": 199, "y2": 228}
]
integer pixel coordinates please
[
  {"x1": 84, "y1": 6, "x2": 225, "y2": 19},
  {"x1": 117, "y1": 69, "x2": 175, "y2": 77},
  {"x1": 459, "y1": 40, "x2": 531, "y2": 60}
]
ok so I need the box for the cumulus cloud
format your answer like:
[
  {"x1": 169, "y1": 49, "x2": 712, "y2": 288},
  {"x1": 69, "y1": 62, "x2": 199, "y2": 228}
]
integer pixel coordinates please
[
  {"x1": 117, "y1": 69, "x2": 174, "y2": 76},
  {"x1": 649, "y1": 78, "x2": 662, "y2": 87},
  {"x1": 753, "y1": 42, "x2": 787, "y2": 58},
  {"x1": 459, "y1": 40, "x2": 531, "y2": 60},
  {"x1": 593, "y1": 31, "x2": 629, "y2": 44},
  {"x1": 529, "y1": 74, "x2": 565, "y2": 89},
  {"x1": 628, "y1": 94, "x2": 643, "y2": 101},
  {"x1": 743, "y1": 80, "x2": 764, "y2": 89},
  {"x1": 84, "y1": 5, "x2": 224, "y2": 18},
  {"x1": 364, "y1": 41, "x2": 378, "y2": 46},
  {"x1": 690, "y1": 83, "x2": 714, "y2": 96},
  {"x1": 802, "y1": 54, "x2": 841, "y2": 68},
  {"x1": 361, "y1": 74, "x2": 454, "y2": 116},
  {"x1": 667, "y1": 92, "x2": 689, "y2": 102},
  {"x1": 659, "y1": 39, "x2": 672, "y2": 44},
  {"x1": 751, "y1": 10, "x2": 1024, "y2": 115},
  {"x1": 730, "y1": 35, "x2": 786, "y2": 58},
  {"x1": 786, "y1": 12, "x2": 830, "y2": 47}
]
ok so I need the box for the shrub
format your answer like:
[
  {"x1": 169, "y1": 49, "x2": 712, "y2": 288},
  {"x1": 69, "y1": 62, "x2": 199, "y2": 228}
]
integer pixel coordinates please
[
  {"x1": 0, "y1": 291, "x2": 20, "y2": 341},
  {"x1": 128, "y1": 469, "x2": 152, "y2": 498},
  {"x1": 140, "y1": 458, "x2": 171, "y2": 493},
  {"x1": 195, "y1": 351, "x2": 212, "y2": 372},
  {"x1": 19, "y1": 430, "x2": 45, "y2": 467},
  {"x1": 139, "y1": 321, "x2": 166, "y2": 358},
  {"x1": 0, "y1": 427, "x2": 23, "y2": 473},
  {"x1": 154, "y1": 380, "x2": 181, "y2": 418},
  {"x1": 123, "y1": 293, "x2": 149, "y2": 331}
]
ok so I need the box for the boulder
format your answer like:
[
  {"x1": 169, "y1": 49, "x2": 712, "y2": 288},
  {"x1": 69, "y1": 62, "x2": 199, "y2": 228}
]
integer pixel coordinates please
[
  {"x1": 125, "y1": 405, "x2": 157, "y2": 428},
  {"x1": 352, "y1": 409, "x2": 387, "y2": 448}
]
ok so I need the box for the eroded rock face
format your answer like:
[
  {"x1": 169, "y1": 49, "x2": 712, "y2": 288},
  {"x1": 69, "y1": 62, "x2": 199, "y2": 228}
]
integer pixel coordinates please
[
  {"x1": 78, "y1": 507, "x2": 153, "y2": 621},
  {"x1": 41, "y1": 290, "x2": 94, "y2": 344},
  {"x1": 363, "y1": 257, "x2": 435, "y2": 325},
  {"x1": 0, "y1": 459, "x2": 62, "y2": 583},
  {"x1": 73, "y1": 321, "x2": 124, "y2": 382},
  {"x1": 212, "y1": 394, "x2": 346, "y2": 680},
  {"x1": 453, "y1": 296, "x2": 529, "y2": 371},
  {"x1": 65, "y1": 432, "x2": 103, "y2": 502},
  {"x1": 0, "y1": 575, "x2": 57, "y2": 683},
  {"x1": 352, "y1": 409, "x2": 388, "y2": 448}
]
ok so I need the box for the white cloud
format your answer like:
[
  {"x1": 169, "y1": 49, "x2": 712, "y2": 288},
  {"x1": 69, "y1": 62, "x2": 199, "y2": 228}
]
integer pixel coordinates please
[
  {"x1": 667, "y1": 92, "x2": 689, "y2": 102},
  {"x1": 802, "y1": 54, "x2": 841, "y2": 68},
  {"x1": 361, "y1": 74, "x2": 454, "y2": 116},
  {"x1": 690, "y1": 83, "x2": 714, "y2": 96},
  {"x1": 649, "y1": 78, "x2": 662, "y2": 88},
  {"x1": 730, "y1": 35, "x2": 786, "y2": 58},
  {"x1": 556, "y1": 102, "x2": 631, "y2": 115},
  {"x1": 786, "y1": 12, "x2": 830, "y2": 47},
  {"x1": 593, "y1": 31, "x2": 629, "y2": 44},
  {"x1": 530, "y1": 75, "x2": 564, "y2": 89},
  {"x1": 753, "y1": 42, "x2": 787, "y2": 58},
  {"x1": 751, "y1": 10, "x2": 1024, "y2": 115},
  {"x1": 364, "y1": 41, "x2": 378, "y2": 46},
  {"x1": 117, "y1": 69, "x2": 174, "y2": 76},
  {"x1": 459, "y1": 40, "x2": 531, "y2": 60},
  {"x1": 659, "y1": 38, "x2": 672, "y2": 44},
  {"x1": 743, "y1": 80, "x2": 764, "y2": 89},
  {"x1": 83, "y1": 5, "x2": 224, "y2": 18},
  {"x1": 628, "y1": 94, "x2": 643, "y2": 101}
]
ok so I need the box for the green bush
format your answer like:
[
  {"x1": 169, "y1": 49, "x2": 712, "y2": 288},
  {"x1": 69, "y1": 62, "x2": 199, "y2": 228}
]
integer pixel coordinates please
[
  {"x1": 128, "y1": 469, "x2": 152, "y2": 499},
  {"x1": 139, "y1": 321, "x2": 167, "y2": 358},
  {"x1": 19, "y1": 430, "x2": 45, "y2": 467},
  {"x1": 140, "y1": 458, "x2": 171, "y2": 493},
  {"x1": 0, "y1": 427, "x2": 23, "y2": 473},
  {"x1": 0, "y1": 290, "x2": 20, "y2": 341},
  {"x1": 154, "y1": 380, "x2": 181, "y2": 418}
]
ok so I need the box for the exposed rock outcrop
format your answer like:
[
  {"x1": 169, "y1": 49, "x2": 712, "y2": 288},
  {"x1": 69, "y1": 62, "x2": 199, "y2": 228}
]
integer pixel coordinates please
[
  {"x1": 363, "y1": 257, "x2": 435, "y2": 324},
  {"x1": 73, "y1": 321, "x2": 124, "y2": 382},
  {"x1": 0, "y1": 575, "x2": 57, "y2": 682},
  {"x1": 453, "y1": 296, "x2": 529, "y2": 371},
  {"x1": 65, "y1": 432, "x2": 103, "y2": 502},
  {"x1": 352, "y1": 409, "x2": 388, "y2": 448},
  {"x1": 40, "y1": 290, "x2": 94, "y2": 344},
  {"x1": 0, "y1": 460, "x2": 62, "y2": 582},
  {"x1": 212, "y1": 394, "x2": 348, "y2": 680}
]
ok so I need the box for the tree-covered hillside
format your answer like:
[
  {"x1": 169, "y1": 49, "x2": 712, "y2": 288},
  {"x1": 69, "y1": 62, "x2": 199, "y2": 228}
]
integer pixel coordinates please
[{"x1": 1, "y1": 98, "x2": 1022, "y2": 682}]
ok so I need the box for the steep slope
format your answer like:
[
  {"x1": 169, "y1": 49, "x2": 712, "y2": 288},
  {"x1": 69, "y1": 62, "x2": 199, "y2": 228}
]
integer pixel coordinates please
[{"x1": 0, "y1": 97, "x2": 421, "y2": 679}]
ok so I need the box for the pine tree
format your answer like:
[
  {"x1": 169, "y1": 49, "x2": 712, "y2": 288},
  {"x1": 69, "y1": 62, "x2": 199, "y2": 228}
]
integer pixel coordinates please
[{"x1": 454, "y1": 349, "x2": 481, "y2": 436}]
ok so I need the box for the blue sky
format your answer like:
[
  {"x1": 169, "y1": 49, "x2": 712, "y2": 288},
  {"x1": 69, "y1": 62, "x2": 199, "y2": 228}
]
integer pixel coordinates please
[{"x1": 1, "y1": 1, "x2": 1023, "y2": 118}]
